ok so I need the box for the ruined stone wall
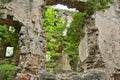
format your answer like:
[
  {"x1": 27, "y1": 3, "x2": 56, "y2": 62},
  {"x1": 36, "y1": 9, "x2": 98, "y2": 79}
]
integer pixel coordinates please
[
  {"x1": 0, "y1": 0, "x2": 46, "y2": 80},
  {"x1": 79, "y1": 18, "x2": 105, "y2": 71},
  {"x1": 79, "y1": 0, "x2": 120, "y2": 79},
  {"x1": 96, "y1": 0, "x2": 120, "y2": 79},
  {"x1": 0, "y1": 0, "x2": 120, "y2": 80}
]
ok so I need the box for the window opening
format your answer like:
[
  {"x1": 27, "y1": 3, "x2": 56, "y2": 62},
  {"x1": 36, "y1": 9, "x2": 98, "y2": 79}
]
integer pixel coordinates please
[
  {"x1": 42, "y1": 4, "x2": 83, "y2": 74},
  {"x1": 5, "y1": 46, "x2": 14, "y2": 57}
]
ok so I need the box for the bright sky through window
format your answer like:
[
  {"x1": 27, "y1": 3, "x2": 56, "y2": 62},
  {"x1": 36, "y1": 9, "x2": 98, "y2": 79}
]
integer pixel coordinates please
[
  {"x1": 54, "y1": 4, "x2": 78, "y2": 11},
  {"x1": 5, "y1": 47, "x2": 14, "y2": 57}
]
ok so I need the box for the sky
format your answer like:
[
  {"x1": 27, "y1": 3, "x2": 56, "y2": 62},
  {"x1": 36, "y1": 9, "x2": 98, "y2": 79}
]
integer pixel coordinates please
[{"x1": 54, "y1": 4, "x2": 77, "y2": 11}]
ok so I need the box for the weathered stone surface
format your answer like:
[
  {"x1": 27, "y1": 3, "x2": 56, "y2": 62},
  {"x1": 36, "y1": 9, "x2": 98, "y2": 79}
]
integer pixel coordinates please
[
  {"x1": 79, "y1": 18, "x2": 105, "y2": 72},
  {"x1": 79, "y1": 0, "x2": 120, "y2": 79},
  {"x1": 0, "y1": 0, "x2": 83, "y2": 79},
  {"x1": 45, "y1": 69, "x2": 107, "y2": 80},
  {"x1": 0, "y1": 0, "x2": 46, "y2": 80},
  {"x1": 79, "y1": 32, "x2": 88, "y2": 62},
  {"x1": 0, "y1": 0, "x2": 119, "y2": 80},
  {"x1": 83, "y1": 69, "x2": 107, "y2": 80},
  {"x1": 96, "y1": 0, "x2": 120, "y2": 79},
  {"x1": 60, "y1": 53, "x2": 71, "y2": 71}
]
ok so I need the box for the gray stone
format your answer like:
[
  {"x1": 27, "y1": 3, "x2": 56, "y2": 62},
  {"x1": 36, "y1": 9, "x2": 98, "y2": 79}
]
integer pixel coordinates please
[{"x1": 79, "y1": 0, "x2": 120, "y2": 79}]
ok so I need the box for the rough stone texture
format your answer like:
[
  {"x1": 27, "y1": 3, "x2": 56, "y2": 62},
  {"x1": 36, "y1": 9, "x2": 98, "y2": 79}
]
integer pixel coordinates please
[
  {"x1": 79, "y1": 0, "x2": 120, "y2": 79},
  {"x1": 79, "y1": 18, "x2": 105, "y2": 71},
  {"x1": 0, "y1": 0, "x2": 119, "y2": 80},
  {"x1": 0, "y1": 0, "x2": 85, "y2": 80},
  {"x1": 96, "y1": 0, "x2": 120, "y2": 79},
  {"x1": 45, "y1": 69, "x2": 107, "y2": 80},
  {"x1": 0, "y1": 0, "x2": 46, "y2": 80},
  {"x1": 60, "y1": 53, "x2": 71, "y2": 71}
]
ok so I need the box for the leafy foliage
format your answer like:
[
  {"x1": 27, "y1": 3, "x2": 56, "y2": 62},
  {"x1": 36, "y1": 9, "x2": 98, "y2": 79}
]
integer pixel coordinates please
[
  {"x1": 66, "y1": 12, "x2": 86, "y2": 53},
  {"x1": 65, "y1": 12, "x2": 86, "y2": 70},
  {"x1": 0, "y1": 25, "x2": 18, "y2": 48},
  {"x1": 0, "y1": 59, "x2": 16, "y2": 80},
  {"x1": 42, "y1": 6, "x2": 86, "y2": 71},
  {"x1": 85, "y1": 0, "x2": 113, "y2": 15},
  {"x1": 42, "y1": 0, "x2": 113, "y2": 72},
  {"x1": 0, "y1": 25, "x2": 17, "y2": 79},
  {"x1": 42, "y1": 6, "x2": 66, "y2": 68}
]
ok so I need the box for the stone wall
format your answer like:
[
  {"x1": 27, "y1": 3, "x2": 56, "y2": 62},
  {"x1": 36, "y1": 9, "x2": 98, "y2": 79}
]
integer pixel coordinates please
[
  {"x1": 45, "y1": 69, "x2": 107, "y2": 80},
  {"x1": 96, "y1": 0, "x2": 120, "y2": 79},
  {"x1": 0, "y1": 0, "x2": 120, "y2": 80},
  {"x1": 0, "y1": 0, "x2": 46, "y2": 80},
  {"x1": 79, "y1": 18, "x2": 105, "y2": 71},
  {"x1": 79, "y1": 0, "x2": 120, "y2": 79}
]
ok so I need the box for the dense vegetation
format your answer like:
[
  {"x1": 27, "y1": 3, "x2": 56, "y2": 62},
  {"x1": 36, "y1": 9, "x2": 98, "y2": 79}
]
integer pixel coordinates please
[
  {"x1": 85, "y1": 0, "x2": 113, "y2": 15},
  {"x1": 42, "y1": 7, "x2": 86, "y2": 72},
  {"x1": 42, "y1": 7, "x2": 65, "y2": 69},
  {"x1": 0, "y1": 25, "x2": 17, "y2": 79},
  {"x1": 0, "y1": 25, "x2": 18, "y2": 49},
  {"x1": 42, "y1": 0, "x2": 113, "y2": 73},
  {"x1": 0, "y1": 59, "x2": 16, "y2": 80}
]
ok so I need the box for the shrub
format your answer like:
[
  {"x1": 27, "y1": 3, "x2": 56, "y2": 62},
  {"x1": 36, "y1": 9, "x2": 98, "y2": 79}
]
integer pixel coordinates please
[{"x1": 0, "y1": 59, "x2": 16, "y2": 80}]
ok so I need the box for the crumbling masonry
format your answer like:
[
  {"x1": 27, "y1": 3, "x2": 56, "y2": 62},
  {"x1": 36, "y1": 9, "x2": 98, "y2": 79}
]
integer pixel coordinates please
[{"x1": 0, "y1": 0, "x2": 120, "y2": 80}]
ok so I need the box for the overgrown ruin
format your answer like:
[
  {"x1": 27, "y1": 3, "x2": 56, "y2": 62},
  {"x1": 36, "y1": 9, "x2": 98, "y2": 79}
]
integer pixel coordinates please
[
  {"x1": 0, "y1": 0, "x2": 120, "y2": 80},
  {"x1": 0, "y1": 0, "x2": 46, "y2": 79}
]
